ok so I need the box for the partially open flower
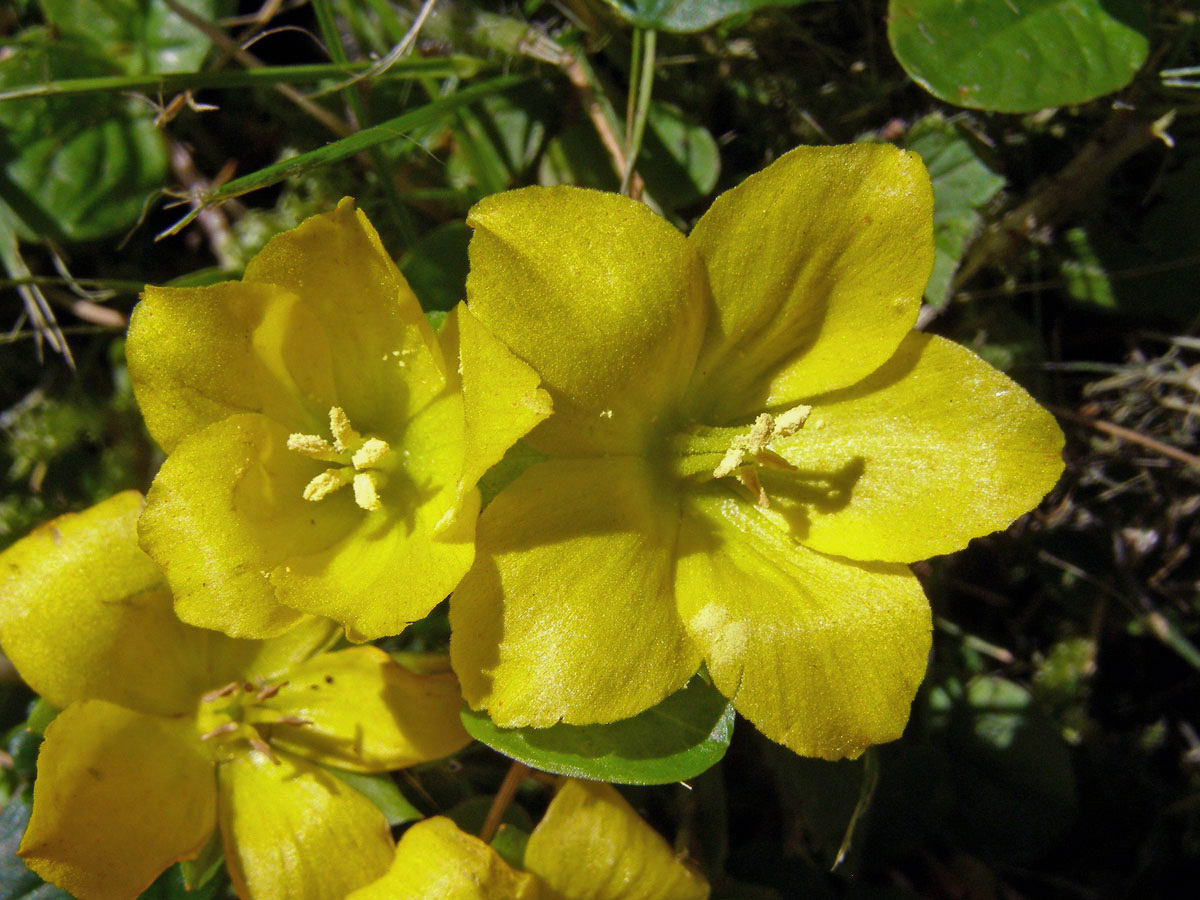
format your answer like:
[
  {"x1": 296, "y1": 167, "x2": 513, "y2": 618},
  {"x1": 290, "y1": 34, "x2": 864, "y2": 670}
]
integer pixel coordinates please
[
  {"x1": 347, "y1": 779, "x2": 709, "y2": 900},
  {"x1": 450, "y1": 143, "x2": 1064, "y2": 760},
  {"x1": 0, "y1": 492, "x2": 472, "y2": 900},
  {"x1": 127, "y1": 199, "x2": 547, "y2": 640}
]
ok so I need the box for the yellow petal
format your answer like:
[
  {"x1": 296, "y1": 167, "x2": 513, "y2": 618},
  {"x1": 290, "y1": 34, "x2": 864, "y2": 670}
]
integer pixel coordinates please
[
  {"x1": 128, "y1": 282, "x2": 337, "y2": 453},
  {"x1": 247, "y1": 647, "x2": 470, "y2": 772},
  {"x1": 441, "y1": 303, "x2": 552, "y2": 521},
  {"x1": 0, "y1": 492, "x2": 228, "y2": 715},
  {"x1": 140, "y1": 413, "x2": 356, "y2": 639},
  {"x1": 450, "y1": 457, "x2": 700, "y2": 727},
  {"x1": 675, "y1": 493, "x2": 931, "y2": 760},
  {"x1": 270, "y1": 392, "x2": 474, "y2": 640},
  {"x1": 466, "y1": 185, "x2": 708, "y2": 456},
  {"x1": 773, "y1": 333, "x2": 1065, "y2": 562},
  {"x1": 346, "y1": 817, "x2": 542, "y2": 900},
  {"x1": 525, "y1": 780, "x2": 709, "y2": 900},
  {"x1": 686, "y1": 143, "x2": 933, "y2": 422},
  {"x1": 208, "y1": 616, "x2": 343, "y2": 687},
  {"x1": 21, "y1": 700, "x2": 216, "y2": 900},
  {"x1": 244, "y1": 198, "x2": 449, "y2": 428},
  {"x1": 218, "y1": 749, "x2": 394, "y2": 900}
]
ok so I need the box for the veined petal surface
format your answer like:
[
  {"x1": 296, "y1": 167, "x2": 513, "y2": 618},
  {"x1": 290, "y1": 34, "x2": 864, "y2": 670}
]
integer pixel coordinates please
[
  {"x1": 675, "y1": 492, "x2": 931, "y2": 760},
  {"x1": 686, "y1": 143, "x2": 933, "y2": 422},
  {"x1": 525, "y1": 780, "x2": 709, "y2": 900},
  {"x1": 250, "y1": 647, "x2": 470, "y2": 772},
  {"x1": 21, "y1": 701, "x2": 216, "y2": 900},
  {"x1": 128, "y1": 282, "x2": 336, "y2": 453},
  {"x1": 346, "y1": 817, "x2": 541, "y2": 900},
  {"x1": 244, "y1": 198, "x2": 448, "y2": 427},
  {"x1": 451, "y1": 458, "x2": 700, "y2": 727},
  {"x1": 218, "y1": 750, "x2": 394, "y2": 900},
  {"x1": 466, "y1": 186, "x2": 707, "y2": 456},
  {"x1": 0, "y1": 491, "x2": 227, "y2": 715},
  {"x1": 774, "y1": 333, "x2": 1065, "y2": 562},
  {"x1": 270, "y1": 391, "x2": 473, "y2": 640},
  {"x1": 139, "y1": 413, "x2": 356, "y2": 638}
]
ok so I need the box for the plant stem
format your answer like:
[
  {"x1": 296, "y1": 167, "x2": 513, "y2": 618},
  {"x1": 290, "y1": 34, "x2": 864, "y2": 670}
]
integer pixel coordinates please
[
  {"x1": 621, "y1": 29, "x2": 656, "y2": 199},
  {"x1": 480, "y1": 761, "x2": 530, "y2": 844}
]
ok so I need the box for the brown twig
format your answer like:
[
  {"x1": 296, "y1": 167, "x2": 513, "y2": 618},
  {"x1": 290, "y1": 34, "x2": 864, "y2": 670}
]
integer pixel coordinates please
[
  {"x1": 562, "y1": 55, "x2": 645, "y2": 200},
  {"x1": 480, "y1": 761, "x2": 530, "y2": 844},
  {"x1": 1049, "y1": 403, "x2": 1200, "y2": 469},
  {"x1": 162, "y1": 0, "x2": 351, "y2": 137}
]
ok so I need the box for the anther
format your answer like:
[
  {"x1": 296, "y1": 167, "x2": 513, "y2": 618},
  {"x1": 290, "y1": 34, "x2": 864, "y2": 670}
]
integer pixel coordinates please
[
  {"x1": 255, "y1": 681, "x2": 288, "y2": 702},
  {"x1": 200, "y1": 721, "x2": 239, "y2": 741},
  {"x1": 248, "y1": 735, "x2": 280, "y2": 764},
  {"x1": 200, "y1": 682, "x2": 239, "y2": 703}
]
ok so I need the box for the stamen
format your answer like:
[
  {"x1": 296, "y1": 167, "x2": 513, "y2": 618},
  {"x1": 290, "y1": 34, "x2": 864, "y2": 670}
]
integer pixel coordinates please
[
  {"x1": 712, "y1": 407, "x2": 811, "y2": 479},
  {"x1": 351, "y1": 437, "x2": 390, "y2": 469},
  {"x1": 353, "y1": 472, "x2": 382, "y2": 511},
  {"x1": 200, "y1": 681, "x2": 239, "y2": 703},
  {"x1": 200, "y1": 721, "x2": 239, "y2": 741},
  {"x1": 248, "y1": 735, "x2": 279, "y2": 764},
  {"x1": 303, "y1": 469, "x2": 352, "y2": 502},
  {"x1": 329, "y1": 407, "x2": 361, "y2": 452},
  {"x1": 286, "y1": 433, "x2": 341, "y2": 462},
  {"x1": 255, "y1": 681, "x2": 288, "y2": 701},
  {"x1": 774, "y1": 404, "x2": 811, "y2": 437},
  {"x1": 275, "y1": 716, "x2": 313, "y2": 727}
]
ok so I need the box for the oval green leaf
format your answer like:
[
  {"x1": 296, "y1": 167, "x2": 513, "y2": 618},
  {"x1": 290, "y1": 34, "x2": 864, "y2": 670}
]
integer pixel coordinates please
[
  {"x1": 887, "y1": 0, "x2": 1148, "y2": 112},
  {"x1": 601, "y1": 0, "x2": 819, "y2": 32},
  {"x1": 461, "y1": 676, "x2": 734, "y2": 785}
]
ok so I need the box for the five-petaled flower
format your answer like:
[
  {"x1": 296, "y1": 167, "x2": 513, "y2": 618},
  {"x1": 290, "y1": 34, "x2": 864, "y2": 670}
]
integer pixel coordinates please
[
  {"x1": 347, "y1": 779, "x2": 709, "y2": 900},
  {"x1": 449, "y1": 143, "x2": 1065, "y2": 760},
  {"x1": 126, "y1": 199, "x2": 546, "y2": 641},
  {"x1": 0, "y1": 491, "x2": 472, "y2": 900}
]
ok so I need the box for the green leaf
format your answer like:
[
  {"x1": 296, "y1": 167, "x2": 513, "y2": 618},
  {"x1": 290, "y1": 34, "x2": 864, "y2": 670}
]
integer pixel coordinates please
[
  {"x1": 443, "y1": 796, "x2": 535, "y2": 836},
  {"x1": 926, "y1": 676, "x2": 1077, "y2": 861},
  {"x1": 461, "y1": 676, "x2": 735, "y2": 785},
  {"x1": 323, "y1": 769, "x2": 423, "y2": 827},
  {"x1": 600, "y1": 0, "x2": 820, "y2": 33},
  {"x1": 489, "y1": 824, "x2": 530, "y2": 871},
  {"x1": 901, "y1": 115, "x2": 1004, "y2": 307},
  {"x1": 539, "y1": 102, "x2": 719, "y2": 209},
  {"x1": 887, "y1": 0, "x2": 1148, "y2": 112},
  {"x1": 38, "y1": 0, "x2": 223, "y2": 75},
  {"x1": 0, "y1": 790, "x2": 72, "y2": 900},
  {"x1": 1060, "y1": 227, "x2": 1117, "y2": 309},
  {"x1": 639, "y1": 102, "x2": 721, "y2": 207},
  {"x1": 400, "y1": 222, "x2": 472, "y2": 313},
  {"x1": 0, "y1": 34, "x2": 167, "y2": 242}
]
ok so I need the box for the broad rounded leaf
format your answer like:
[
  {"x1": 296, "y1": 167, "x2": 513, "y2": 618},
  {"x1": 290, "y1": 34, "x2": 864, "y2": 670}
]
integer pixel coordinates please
[
  {"x1": 460, "y1": 676, "x2": 734, "y2": 785},
  {"x1": 888, "y1": 0, "x2": 1148, "y2": 113},
  {"x1": 602, "y1": 0, "x2": 819, "y2": 32}
]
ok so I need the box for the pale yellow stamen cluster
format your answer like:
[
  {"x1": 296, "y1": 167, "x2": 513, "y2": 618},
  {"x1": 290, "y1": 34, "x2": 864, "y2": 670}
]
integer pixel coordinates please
[
  {"x1": 287, "y1": 407, "x2": 392, "y2": 512},
  {"x1": 713, "y1": 405, "x2": 812, "y2": 509}
]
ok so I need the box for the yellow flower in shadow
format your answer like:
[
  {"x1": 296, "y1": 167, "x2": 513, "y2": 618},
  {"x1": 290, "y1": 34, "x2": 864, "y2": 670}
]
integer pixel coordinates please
[
  {"x1": 0, "y1": 492, "x2": 472, "y2": 900},
  {"x1": 347, "y1": 779, "x2": 709, "y2": 900}
]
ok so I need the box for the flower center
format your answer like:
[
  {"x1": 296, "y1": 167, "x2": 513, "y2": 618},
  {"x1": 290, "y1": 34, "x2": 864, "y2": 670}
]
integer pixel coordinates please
[
  {"x1": 287, "y1": 407, "x2": 393, "y2": 511},
  {"x1": 668, "y1": 405, "x2": 812, "y2": 509},
  {"x1": 196, "y1": 679, "x2": 310, "y2": 763}
]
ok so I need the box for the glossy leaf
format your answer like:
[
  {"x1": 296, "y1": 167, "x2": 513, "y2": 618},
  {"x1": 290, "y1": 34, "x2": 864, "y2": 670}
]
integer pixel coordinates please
[
  {"x1": 460, "y1": 676, "x2": 734, "y2": 785},
  {"x1": 0, "y1": 35, "x2": 167, "y2": 242},
  {"x1": 38, "y1": 0, "x2": 220, "y2": 75},
  {"x1": 601, "y1": 0, "x2": 819, "y2": 32},
  {"x1": 0, "y1": 791, "x2": 72, "y2": 900},
  {"x1": 902, "y1": 116, "x2": 1004, "y2": 307},
  {"x1": 888, "y1": 0, "x2": 1148, "y2": 112}
]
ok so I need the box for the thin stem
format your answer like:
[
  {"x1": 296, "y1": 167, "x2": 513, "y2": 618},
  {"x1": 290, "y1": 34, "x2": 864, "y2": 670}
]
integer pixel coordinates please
[
  {"x1": 620, "y1": 28, "x2": 656, "y2": 199},
  {"x1": 624, "y1": 29, "x2": 643, "y2": 149},
  {"x1": 310, "y1": 0, "x2": 416, "y2": 243},
  {"x1": 480, "y1": 761, "x2": 530, "y2": 844}
]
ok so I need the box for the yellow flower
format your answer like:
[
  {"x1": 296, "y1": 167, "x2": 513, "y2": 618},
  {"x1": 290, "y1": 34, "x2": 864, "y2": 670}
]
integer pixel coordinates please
[
  {"x1": 347, "y1": 779, "x2": 709, "y2": 900},
  {"x1": 126, "y1": 199, "x2": 548, "y2": 640},
  {"x1": 0, "y1": 492, "x2": 472, "y2": 900},
  {"x1": 449, "y1": 143, "x2": 1065, "y2": 760}
]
